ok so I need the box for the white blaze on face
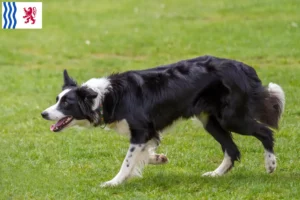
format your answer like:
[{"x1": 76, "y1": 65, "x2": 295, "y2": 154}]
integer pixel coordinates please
[{"x1": 43, "y1": 89, "x2": 71, "y2": 120}]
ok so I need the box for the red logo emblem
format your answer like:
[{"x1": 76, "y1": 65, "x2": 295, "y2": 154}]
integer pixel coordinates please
[{"x1": 23, "y1": 7, "x2": 37, "y2": 24}]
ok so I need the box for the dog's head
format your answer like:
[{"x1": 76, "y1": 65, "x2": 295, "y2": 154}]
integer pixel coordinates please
[{"x1": 41, "y1": 70, "x2": 101, "y2": 132}]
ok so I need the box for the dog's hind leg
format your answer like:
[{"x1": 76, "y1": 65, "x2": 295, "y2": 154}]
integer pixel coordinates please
[
  {"x1": 230, "y1": 119, "x2": 276, "y2": 173},
  {"x1": 198, "y1": 114, "x2": 240, "y2": 177},
  {"x1": 254, "y1": 125, "x2": 276, "y2": 174}
]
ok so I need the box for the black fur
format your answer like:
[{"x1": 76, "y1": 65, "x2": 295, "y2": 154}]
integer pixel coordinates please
[
  {"x1": 45, "y1": 55, "x2": 284, "y2": 171},
  {"x1": 99, "y1": 55, "x2": 283, "y2": 166},
  {"x1": 62, "y1": 70, "x2": 77, "y2": 90}
]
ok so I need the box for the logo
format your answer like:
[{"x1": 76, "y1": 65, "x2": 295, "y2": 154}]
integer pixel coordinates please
[
  {"x1": 2, "y1": 2, "x2": 42, "y2": 29},
  {"x1": 23, "y1": 6, "x2": 36, "y2": 24}
]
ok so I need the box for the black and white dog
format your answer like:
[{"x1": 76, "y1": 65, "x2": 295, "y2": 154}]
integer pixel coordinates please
[{"x1": 41, "y1": 55, "x2": 285, "y2": 187}]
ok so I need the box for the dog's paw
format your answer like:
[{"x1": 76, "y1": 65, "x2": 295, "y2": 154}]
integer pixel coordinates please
[
  {"x1": 149, "y1": 154, "x2": 169, "y2": 165},
  {"x1": 265, "y1": 152, "x2": 276, "y2": 173},
  {"x1": 100, "y1": 180, "x2": 122, "y2": 188},
  {"x1": 202, "y1": 171, "x2": 220, "y2": 177}
]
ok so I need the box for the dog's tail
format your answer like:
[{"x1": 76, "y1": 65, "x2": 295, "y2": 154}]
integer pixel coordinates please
[{"x1": 257, "y1": 83, "x2": 285, "y2": 129}]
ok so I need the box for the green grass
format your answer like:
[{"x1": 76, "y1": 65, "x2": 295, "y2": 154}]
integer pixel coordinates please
[{"x1": 1, "y1": 0, "x2": 300, "y2": 199}]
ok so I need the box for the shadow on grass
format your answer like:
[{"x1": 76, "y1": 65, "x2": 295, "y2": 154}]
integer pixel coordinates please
[{"x1": 106, "y1": 170, "x2": 300, "y2": 191}]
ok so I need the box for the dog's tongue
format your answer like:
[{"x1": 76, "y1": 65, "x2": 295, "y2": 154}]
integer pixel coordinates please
[
  {"x1": 50, "y1": 118, "x2": 66, "y2": 132},
  {"x1": 50, "y1": 124, "x2": 55, "y2": 131}
]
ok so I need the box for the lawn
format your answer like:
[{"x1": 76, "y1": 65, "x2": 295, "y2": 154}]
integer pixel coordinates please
[{"x1": 1, "y1": 0, "x2": 300, "y2": 199}]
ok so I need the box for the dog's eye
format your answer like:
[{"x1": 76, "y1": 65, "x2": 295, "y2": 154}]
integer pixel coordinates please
[{"x1": 63, "y1": 101, "x2": 69, "y2": 107}]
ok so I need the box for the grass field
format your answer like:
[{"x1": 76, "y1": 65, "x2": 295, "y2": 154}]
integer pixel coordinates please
[{"x1": 1, "y1": 0, "x2": 300, "y2": 199}]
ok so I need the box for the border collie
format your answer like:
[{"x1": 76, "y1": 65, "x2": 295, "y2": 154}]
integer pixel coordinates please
[{"x1": 41, "y1": 55, "x2": 285, "y2": 187}]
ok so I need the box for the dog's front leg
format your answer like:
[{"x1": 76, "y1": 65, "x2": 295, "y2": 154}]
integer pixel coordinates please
[{"x1": 101, "y1": 143, "x2": 148, "y2": 187}]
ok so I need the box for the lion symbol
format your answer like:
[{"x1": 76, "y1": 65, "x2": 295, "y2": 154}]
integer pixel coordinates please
[{"x1": 23, "y1": 7, "x2": 37, "y2": 24}]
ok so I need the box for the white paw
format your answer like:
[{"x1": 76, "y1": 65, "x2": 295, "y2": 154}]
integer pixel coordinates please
[
  {"x1": 100, "y1": 180, "x2": 122, "y2": 187},
  {"x1": 265, "y1": 152, "x2": 276, "y2": 173},
  {"x1": 202, "y1": 171, "x2": 220, "y2": 177},
  {"x1": 149, "y1": 154, "x2": 169, "y2": 165}
]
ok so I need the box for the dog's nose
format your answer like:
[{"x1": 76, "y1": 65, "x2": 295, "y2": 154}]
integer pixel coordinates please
[{"x1": 41, "y1": 111, "x2": 49, "y2": 119}]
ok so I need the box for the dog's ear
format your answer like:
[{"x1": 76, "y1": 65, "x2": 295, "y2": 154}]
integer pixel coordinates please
[
  {"x1": 77, "y1": 86, "x2": 98, "y2": 100},
  {"x1": 62, "y1": 69, "x2": 77, "y2": 90}
]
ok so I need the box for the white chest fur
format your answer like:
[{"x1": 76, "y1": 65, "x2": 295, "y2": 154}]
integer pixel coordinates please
[{"x1": 107, "y1": 119, "x2": 131, "y2": 136}]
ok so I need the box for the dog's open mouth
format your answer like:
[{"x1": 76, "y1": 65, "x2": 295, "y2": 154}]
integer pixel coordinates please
[{"x1": 50, "y1": 116, "x2": 73, "y2": 132}]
